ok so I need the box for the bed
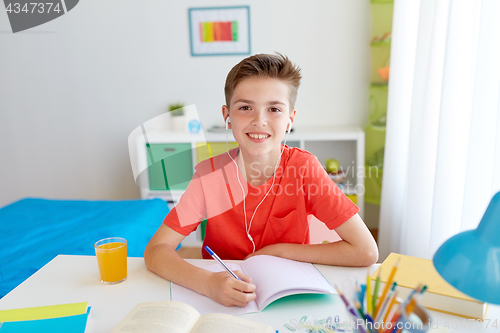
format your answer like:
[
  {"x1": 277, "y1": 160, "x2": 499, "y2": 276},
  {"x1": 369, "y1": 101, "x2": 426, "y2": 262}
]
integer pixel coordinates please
[{"x1": 0, "y1": 198, "x2": 169, "y2": 298}]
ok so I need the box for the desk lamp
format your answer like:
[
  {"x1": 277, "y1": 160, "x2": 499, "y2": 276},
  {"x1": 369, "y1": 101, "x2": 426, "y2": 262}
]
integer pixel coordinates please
[{"x1": 433, "y1": 191, "x2": 500, "y2": 305}]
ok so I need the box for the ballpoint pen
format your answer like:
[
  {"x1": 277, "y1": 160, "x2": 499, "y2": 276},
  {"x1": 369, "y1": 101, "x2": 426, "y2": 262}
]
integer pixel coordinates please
[{"x1": 205, "y1": 246, "x2": 242, "y2": 280}]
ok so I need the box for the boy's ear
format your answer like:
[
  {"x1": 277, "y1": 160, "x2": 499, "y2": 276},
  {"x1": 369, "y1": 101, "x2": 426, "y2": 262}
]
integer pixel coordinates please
[
  {"x1": 289, "y1": 108, "x2": 297, "y2": 124},
  {"x1": 222, "y1": 105, "x2": 230, "y2": 128}
]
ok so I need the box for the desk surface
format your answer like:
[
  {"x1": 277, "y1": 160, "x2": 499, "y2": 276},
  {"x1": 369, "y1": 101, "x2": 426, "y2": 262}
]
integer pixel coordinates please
[{"x1": 0, "y1": 255, "x2": 498, "y2": 332}]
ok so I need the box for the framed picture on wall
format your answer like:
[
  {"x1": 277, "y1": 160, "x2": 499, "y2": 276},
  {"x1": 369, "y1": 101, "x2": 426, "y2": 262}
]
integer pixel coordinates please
[{"x1": 188, "y1": 6, "x2": 251, "y2": 56}]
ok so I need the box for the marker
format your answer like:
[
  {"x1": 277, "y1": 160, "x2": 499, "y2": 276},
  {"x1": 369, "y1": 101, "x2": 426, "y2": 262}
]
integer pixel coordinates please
[{"x1": 205, "y1": 246, "x2": 241, "y2": 280}]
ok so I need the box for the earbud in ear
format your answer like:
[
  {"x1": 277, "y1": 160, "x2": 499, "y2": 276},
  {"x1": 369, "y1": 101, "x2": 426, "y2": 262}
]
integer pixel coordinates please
[
  {"x1": 287, "y1": 119, "x2": 292, "y2": 133},
  {"x1": 225, "y1": 117, "x2": 230, "y2": 130}
]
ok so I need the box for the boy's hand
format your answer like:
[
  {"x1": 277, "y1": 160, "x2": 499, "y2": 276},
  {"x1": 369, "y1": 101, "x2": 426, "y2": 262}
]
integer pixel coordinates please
[{"x1": 205, "y1": 270, "x2": 256, "y2": 307}]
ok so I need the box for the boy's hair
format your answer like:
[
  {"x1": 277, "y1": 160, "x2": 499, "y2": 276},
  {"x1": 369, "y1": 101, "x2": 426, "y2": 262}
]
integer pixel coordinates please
[{"x1": 224, "y1": 53, "x2": 302, "y2": 110}]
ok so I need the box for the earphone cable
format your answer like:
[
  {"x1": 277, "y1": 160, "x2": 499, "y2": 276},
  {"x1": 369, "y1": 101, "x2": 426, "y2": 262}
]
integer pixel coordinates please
[{"x1": 226, "y1": 119, "x2": 291, "y2": 253}]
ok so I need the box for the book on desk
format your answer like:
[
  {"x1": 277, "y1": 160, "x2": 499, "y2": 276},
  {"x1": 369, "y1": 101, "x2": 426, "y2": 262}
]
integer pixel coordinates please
[
  {"x1": 371, "y1": 253, "x2": 488, "y2": 320},
  {"x1": 111, "y1": 301, "x2": 275, "y2": 333}
]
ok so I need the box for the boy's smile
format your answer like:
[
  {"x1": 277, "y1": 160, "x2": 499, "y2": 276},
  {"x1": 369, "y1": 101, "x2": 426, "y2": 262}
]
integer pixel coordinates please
[
  {"x1": 247, "y1": 132, "x2": 270, "y2": 141},
  {"x1": 222, "y1": 77, "x2": 296, "y2": 165}
]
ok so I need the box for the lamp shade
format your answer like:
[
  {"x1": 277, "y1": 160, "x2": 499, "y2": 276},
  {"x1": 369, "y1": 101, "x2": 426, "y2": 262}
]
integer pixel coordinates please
[{"x1": 433, "y1": 192, "x2": 500, "y2": 305}]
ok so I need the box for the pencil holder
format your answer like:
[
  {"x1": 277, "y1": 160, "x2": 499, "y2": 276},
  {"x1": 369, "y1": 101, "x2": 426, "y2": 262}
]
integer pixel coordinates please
[
  {"x1": 395, "y1": 301, "x2": 431, "y2": 333},
  {"x1": 351, "y1": 301, "x2": 431, "y2": 333}
]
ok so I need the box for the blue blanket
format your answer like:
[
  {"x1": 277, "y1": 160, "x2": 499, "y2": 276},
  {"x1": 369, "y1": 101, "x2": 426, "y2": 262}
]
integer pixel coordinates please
[{"x1": 0, "y1": 198, "x2": 169, "y2": 298}]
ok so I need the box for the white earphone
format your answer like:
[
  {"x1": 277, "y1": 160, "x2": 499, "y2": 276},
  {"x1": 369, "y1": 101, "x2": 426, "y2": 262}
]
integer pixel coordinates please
[{"x1": 225, "y1": 117, "x2": 230, "y2": 130}]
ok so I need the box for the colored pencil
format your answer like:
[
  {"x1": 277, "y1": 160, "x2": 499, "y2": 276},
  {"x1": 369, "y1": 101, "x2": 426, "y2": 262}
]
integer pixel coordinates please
[
  {"x1": 360, "y1": 284, "x2": 367, "y2": 314},
  {"x1": 372, "y1": 269, "x2": 381, "y2": 315},
  {"x1": 366, "y1": 268, "x2": 373, "y2": 316},
  {"x1": 335, "y1": 285, "x2": 368, "y2": 333},
  {"x1": 356, "y1": 281, "x2": 362, "y2": 308},
  {"x1": 365, "y1": 313, "x2": 379, "y2": 333},
  {"x1": 382, "y1": 291, "x2": 398, "y2": 323},
  {"x1": 354, "y1": 300, "x2": 380, "y2": 333},
  {"x1": 375, "y1": 258, "x2": 400, "y2": 317},
  {"x1": 354, "y1": 300, "x2": 367, "y2": 320},
  {"x1": 384, "y1": 305, "x2": 402, "y2": 333},
  {"x1": 375, "y1": 282, "x2": 397, "y2": 322}
]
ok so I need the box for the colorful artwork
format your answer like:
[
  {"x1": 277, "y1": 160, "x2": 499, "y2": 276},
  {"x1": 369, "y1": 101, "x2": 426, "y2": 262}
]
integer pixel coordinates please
[
  {"x1": 189, "y1": 7, "x2": 250, "y2": 56},
  {"x1": 199, "y1": 21, "x2": 238, "y2": 42}
]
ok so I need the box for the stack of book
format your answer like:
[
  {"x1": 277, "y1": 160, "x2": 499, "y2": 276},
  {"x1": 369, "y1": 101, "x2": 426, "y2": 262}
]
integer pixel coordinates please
[{"x1": 0, "y1": 302, "x2": 91, "y2": 332}]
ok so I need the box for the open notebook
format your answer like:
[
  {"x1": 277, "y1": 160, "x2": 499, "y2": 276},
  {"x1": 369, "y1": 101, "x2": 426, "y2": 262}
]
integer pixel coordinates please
[{"x1": 171, "y1": 255, "x2": 337, "y2": 315}]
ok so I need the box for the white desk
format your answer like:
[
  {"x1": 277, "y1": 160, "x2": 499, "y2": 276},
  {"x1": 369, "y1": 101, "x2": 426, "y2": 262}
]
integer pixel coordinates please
[{"x1": 0, "y1": 255, "x2": 498, "y2": 332}]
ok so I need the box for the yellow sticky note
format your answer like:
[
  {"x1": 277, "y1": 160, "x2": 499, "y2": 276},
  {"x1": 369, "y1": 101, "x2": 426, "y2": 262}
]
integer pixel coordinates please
[{"x1": 0, "y1": 302, "x2": 88, "y2": 322}]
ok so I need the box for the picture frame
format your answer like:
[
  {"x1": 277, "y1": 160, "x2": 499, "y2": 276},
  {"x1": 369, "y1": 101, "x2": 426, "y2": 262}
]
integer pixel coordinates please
[{"x1": 188, "y1": 6, "x2": 251, "y2": 56}]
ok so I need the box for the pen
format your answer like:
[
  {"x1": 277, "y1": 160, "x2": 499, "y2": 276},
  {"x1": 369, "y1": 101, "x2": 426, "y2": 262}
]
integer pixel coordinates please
[{"x1": 205, "y1": 246, "x2": 242, "y2": 280}]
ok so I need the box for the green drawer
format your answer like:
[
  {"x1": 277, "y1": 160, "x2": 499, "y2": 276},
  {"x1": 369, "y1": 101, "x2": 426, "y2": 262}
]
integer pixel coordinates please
[{"x1": 147, "y1": 143, "x2": 193, "y2": 190}]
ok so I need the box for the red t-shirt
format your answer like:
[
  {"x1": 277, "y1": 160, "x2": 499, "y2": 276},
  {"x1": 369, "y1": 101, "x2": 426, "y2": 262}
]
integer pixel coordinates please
[{"x1": 164, "y1": 145, "x2": 359, "y2": 260}]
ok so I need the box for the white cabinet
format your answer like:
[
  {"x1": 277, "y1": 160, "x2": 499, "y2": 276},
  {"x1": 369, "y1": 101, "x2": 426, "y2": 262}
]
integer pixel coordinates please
[{"x1": 135, "y1": 126, "x2": 365, "y2": 244}]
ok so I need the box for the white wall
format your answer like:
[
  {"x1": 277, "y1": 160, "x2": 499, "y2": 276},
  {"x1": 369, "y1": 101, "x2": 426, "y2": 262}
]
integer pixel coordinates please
[{"x1": 0, "y1": 0, "x2": 371, "y2": 207}]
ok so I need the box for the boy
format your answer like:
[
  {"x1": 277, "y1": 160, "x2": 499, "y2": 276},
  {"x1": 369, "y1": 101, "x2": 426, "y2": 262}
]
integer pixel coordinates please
[{"x1": 144, "y1": 53, "x2": 378, "y2": 307}]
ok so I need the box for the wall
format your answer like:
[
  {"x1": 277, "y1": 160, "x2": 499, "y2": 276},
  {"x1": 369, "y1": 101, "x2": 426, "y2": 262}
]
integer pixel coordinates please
[{"x1": 0, "y1": 0, "x2": 371, "y2": 207}]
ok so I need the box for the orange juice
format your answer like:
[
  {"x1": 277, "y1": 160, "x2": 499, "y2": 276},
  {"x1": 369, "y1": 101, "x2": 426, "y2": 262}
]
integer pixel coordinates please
[{"x1": 95, "y1": 240, "x2": 127, "y2": 284}]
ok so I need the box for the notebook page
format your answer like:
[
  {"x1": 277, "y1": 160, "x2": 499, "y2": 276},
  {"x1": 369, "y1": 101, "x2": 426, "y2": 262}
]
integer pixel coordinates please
[
  {"x1": 171, "y1": 263, "x2": 260, "y2": 316},
  {"x1": 241, "y1": 255, "x2": 336, "y2": 310}
]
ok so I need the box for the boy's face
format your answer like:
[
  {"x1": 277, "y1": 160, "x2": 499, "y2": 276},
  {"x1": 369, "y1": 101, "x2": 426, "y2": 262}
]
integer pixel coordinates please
[{"x1": 222, "y1": 77, "x2": 296, "y2": 160}]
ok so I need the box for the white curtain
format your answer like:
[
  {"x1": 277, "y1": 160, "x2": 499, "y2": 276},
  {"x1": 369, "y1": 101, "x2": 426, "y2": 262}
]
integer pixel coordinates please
[{"x1": 378, "y1": 0, "x2": 500, "y2": 261}]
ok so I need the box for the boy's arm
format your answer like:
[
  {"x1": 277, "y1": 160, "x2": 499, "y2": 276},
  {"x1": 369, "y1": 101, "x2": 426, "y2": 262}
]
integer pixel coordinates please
[
  {"x1": 144, "y1": 224, "x2": 257, "y2": 307},
  {"x1": 245, "y1": 213, "x2": 378, "y2": 266}
]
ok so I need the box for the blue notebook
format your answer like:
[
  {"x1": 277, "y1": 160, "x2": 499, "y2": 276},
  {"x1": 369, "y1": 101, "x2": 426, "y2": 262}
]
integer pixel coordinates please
[{"x1": 0, "y1": 307, "x2": 91, "y2": 333}]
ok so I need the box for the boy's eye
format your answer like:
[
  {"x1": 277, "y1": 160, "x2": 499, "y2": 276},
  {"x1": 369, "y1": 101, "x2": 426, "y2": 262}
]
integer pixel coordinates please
[
  {"x1": 270, "y1": 107, "x2": 281, "y2": 113},
  {"x1": 239, "y1": 106, "x2": 250, "y2": 110}
]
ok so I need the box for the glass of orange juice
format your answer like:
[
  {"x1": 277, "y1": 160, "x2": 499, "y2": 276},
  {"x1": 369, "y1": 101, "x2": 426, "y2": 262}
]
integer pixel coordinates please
[{"x1": 94, "y1": 237, "x2": 127, "y2": 284}]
